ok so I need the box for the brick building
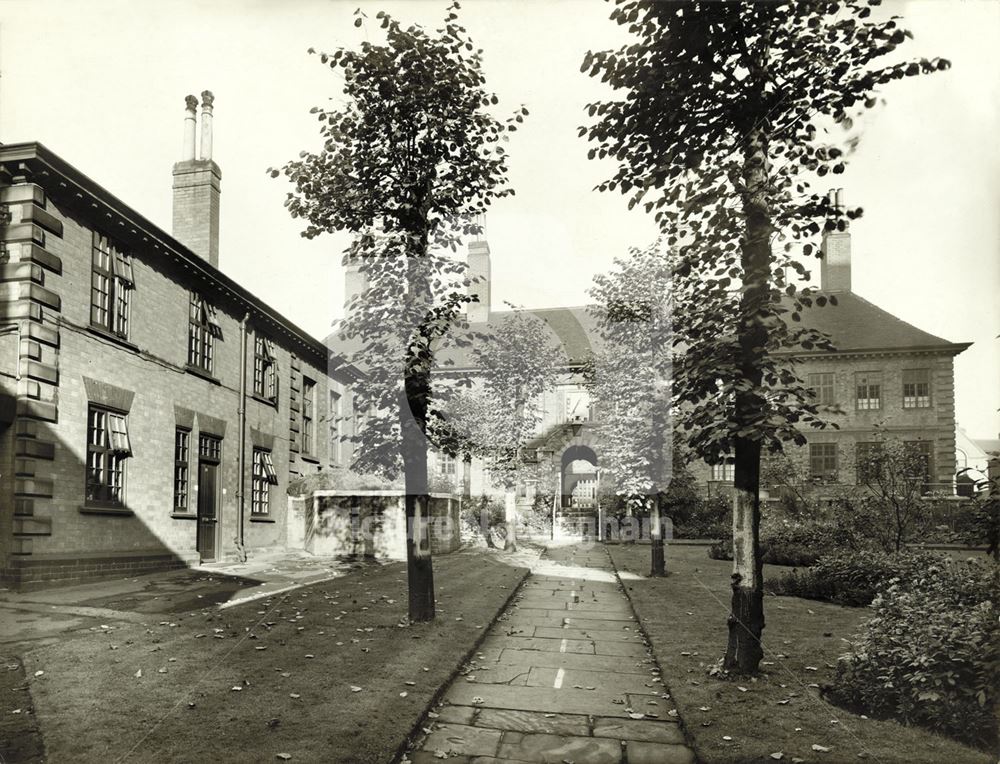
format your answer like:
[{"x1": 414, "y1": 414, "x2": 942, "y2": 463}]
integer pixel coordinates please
[
  {"x1": 0, "y1": 94, "x2": 358, "y2": 588},
  {"x1": 364, "y1": 207, "x2": 970, "y2": 532}
]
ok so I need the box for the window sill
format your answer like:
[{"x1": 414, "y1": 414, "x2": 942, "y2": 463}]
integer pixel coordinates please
[
  {"x1": 185, "y1": 365, "x2": 220, "y2": 385},
  {"x1": 79, "y1": 505, "x2": 134, "y2": 516},
  {"x1": 251, "y1": 394, "x2": 278, "y2": 409},
  {"x1": 171, "y1": 512, "x2": 197, "y2": 520},
  {"x1": 250, "y1": 516, "x2": 275, "y2": 523},
  {"x1": 87, "y1": 326, "x2": 139, "y2": 353},
  {"x1": 299, "y1": 454, "x2": 320, "y2": 465}
]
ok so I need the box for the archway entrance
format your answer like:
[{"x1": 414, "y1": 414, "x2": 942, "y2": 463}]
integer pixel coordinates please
[{"x1": 557, "y1": 445, "x2": 598, "y2": 537}]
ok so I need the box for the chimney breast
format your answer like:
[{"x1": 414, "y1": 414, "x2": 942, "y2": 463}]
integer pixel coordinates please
[
  {"x1": 467, "y1": 240, "x2": 491, "y2": 324},
  {"x1": 172, "y1": 92, "x2": 222, "y2": 268},
  {"x1": 820, "y1": 187, "x2": 851, "y2": 292}
]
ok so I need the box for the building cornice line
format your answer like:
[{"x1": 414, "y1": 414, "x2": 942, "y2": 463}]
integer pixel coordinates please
[{"x1": 0, "y1": 142, "x2": 329, "y2": 366}]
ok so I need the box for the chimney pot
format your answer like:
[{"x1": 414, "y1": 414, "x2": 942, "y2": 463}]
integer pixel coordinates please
[
  {"x1": 182, "y1": 95, "x2": 198, "y2": 161},
  {"x1": 173, "y1": 90, "x2": 222, "y2": 267},
  {"x1": 200, "y1": 91, "x2": 215, "y2": 161}
]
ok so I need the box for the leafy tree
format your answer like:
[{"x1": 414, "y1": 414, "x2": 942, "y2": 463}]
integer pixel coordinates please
[
  {"x1": 583, "y1": 0, "x2": 948, "y2": 671},
  {"x1": 437, "y1": 310, "x2": 558, "y2": 551},
  {"x1": 586, "y1": 244, "x2": 673, "y2": 573},
  {"x1": 272, "y1": 3, "x2": 525, "y2": 621}
]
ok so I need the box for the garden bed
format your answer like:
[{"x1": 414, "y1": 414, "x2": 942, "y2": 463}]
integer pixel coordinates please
[{"x1": 607, "y1": 544, "x2": 991, "y2": 764}]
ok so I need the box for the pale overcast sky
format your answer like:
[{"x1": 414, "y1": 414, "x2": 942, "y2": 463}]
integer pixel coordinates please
[{"x1": 1, "y1": 0, "x2": 997, "y2": 438}]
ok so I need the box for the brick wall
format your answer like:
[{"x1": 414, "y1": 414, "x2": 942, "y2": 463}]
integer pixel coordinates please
[
  {"x1": 0, "y1": 169, "x2": 342, "y2": 588},
  {"x1": 692, "y1": 351, "x2": 961, "y2": 488}
]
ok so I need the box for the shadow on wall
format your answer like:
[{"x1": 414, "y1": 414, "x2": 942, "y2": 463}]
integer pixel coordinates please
[
  {"x1": 2, "y1": 412, "x2": 191, "y2": 591},
  {"x1": 289, "y1": 490, "x2": 462, "y2": 561}
]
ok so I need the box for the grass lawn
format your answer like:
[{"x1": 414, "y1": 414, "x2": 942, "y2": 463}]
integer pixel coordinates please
[
  {"x1": 607, "y1": 543, "x2": 991, "y2": 764},
  {"x1": 24, "y1": 548, "x2": 527, "y2": 763}
]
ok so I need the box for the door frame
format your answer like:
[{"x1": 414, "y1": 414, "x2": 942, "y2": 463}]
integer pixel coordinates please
[{"x1": 196, "y1": 434, "x2": 223, "y2": 563}]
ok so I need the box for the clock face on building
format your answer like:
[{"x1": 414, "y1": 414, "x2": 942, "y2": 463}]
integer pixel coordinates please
[{"x1": 564, "y1": 390, "x2": 591, "y2": 422}]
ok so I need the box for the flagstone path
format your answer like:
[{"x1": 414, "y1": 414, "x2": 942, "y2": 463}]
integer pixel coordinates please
[{"x1": 408, "y1": 543, "x2": 696, "y2": 764}]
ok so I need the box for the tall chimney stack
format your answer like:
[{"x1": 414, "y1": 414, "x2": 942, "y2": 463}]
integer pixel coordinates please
[
  {"x1": 467, "y1": 240, "x2": 491, "y2": 324},
  {"x1": 820, "y1": 187, "x2": 851, "y2": 292},
  {"x1": 172, "y1": 91, "x2": 222, "y2": 268},
  {"x1": 342, "y1": 252, "x2": 368, "y2": 315}
]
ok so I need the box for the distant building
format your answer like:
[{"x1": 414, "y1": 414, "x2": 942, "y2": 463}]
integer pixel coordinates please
[
  {"x1": 697, "y1": 198, "x2": 971, "y2": 497},
  {"x1": 0, "y1": 94, "x2": 359, "y2": 588},
  {"x1": 332, "y1": 196, "x2": 971, "y2": 533}
]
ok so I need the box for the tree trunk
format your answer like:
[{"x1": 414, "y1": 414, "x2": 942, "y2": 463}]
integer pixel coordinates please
[
  {"x1": 650, "y1": 495, "x2": 665, "y2": 577},
  {"x1": 503, "y1": 489, "x2": 518, "y2": 551},
  {"x1": 724, "y1": 436, "x2": 764, "y2": 673},
  {"x1": 724, "y1": 124, "x2": 770, "y2": 674},
  {"x1": 401, "y1": 382, "x2": 435, "y2": 622}
]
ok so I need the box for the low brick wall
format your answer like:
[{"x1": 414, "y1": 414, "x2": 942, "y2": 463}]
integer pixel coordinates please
[
  {"x1": 1, "y1": 551, "x2": 190, "y2": 590},
  {"x1": 289, "y1": 490, "x2": 462, "y2": 560}
]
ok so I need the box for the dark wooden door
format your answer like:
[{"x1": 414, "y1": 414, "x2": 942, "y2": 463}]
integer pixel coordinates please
[{"x1": 197, "y1": 461, "x2": 218, "y2": 561}]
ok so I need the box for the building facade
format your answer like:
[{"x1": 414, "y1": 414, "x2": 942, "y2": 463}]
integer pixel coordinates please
[
  {"x1": 0, "y1": 94, "x2": 357, "y2": 588},
  {"x1": 392, "y1": 214, "x2": 970, "y2": 531}
]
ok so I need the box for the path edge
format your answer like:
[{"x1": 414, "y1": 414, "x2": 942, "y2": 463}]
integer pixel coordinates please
[
  {"x1": 390, "y1": 554, "x2": 534, "y2": 764},
  {"x1": 603, "y1": 544, "x2": 703, "y2": 762}
]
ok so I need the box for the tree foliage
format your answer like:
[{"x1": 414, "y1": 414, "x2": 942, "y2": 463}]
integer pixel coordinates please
[
  {"x1": 583, "y1": 0, "x2": 948, "y2": 671},
  {"x1": 586, "y1": 243, "x2": 673, "y2": 512},
  {"x1": 271, "y1": 3, "x2": 525, "y2": 620},
  {"x1": 440, "y1": 309, "x2": 558, "y2": 493}
]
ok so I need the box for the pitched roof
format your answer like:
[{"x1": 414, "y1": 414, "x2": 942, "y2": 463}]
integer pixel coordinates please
[
  {"x1": 325, "y1": 288, "x2": 968, "y2": 375},
  {"x1": 788, "y1": 291, "x2": 969, "y2": 354}
]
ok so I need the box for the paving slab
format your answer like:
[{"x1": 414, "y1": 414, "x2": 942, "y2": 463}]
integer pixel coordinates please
[
  {"x1": 524, "y1": 666, "x2": 659, "y2": 695},
  {"x1": 420, "y1": 724, "x2": 502, "y2": 758},
  {"x1": 493, "y1": 648, "x2": 653, "y2": 674},
  {"x1": 592, "y1": 717, "x2": 685, "y2": 745},
  {"x1": 479, "y1": 635, "x2": 596, "y2": 654},
  {"x1": 410, "y1": 543, "x2": 695, "y2": 764},
  {"x1": 435, "y1": 705, "x2": 477, "y2": 725},
  {"x1": 497, "y1": 731, "x2": 622, "y2": 764},
  {"x1": 445, "y1": 683, "x2": 634, "y2": 717},
  {"x1": 592, "y1": 640, "x2": 648, "y2": 658},
  {"x1": 464, "y1": 664, "x2": 532, "y2": 685},
  {"x1": 499, "y1": 614, "x2": 636, "y2": 631},
  {"x1": 473, "y1": 708, "x2": 591, "y2": 737},
  {"x1": 532, "y1": 626, "x2": 643, "y2": 641},
  {"x1": 625, "y1": 741, "x2": 697, "y2": 764}
]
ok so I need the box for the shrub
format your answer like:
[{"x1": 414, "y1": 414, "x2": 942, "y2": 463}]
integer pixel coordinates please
[
  {"x1": 830, "y1": 559, "x2": 999, "y2": 749},
  {"x1": 765, "y1": 549, "x2": 943, "y2": 606},
  {"x1": 671, "y1": 495, "x2": 731, "y2": 539},
  {"x1": 708, "y1": 517, "x2": 866, "y2": 567}
]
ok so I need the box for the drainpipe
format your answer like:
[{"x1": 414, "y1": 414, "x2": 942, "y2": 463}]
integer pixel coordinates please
[{"x1": 235, "y1": 313, "x2": 249, "y2": 562}]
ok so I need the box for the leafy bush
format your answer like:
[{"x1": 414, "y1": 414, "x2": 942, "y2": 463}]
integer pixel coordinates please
[
  {"x1": 765, "y1": 549, "x2": 944, "y2": 606},
  {"x1": 708, "y1": 517, "x2": 865, "y2": 567},
  {"x1": 670, "y1": 495, "x2": 731, "y2": 539},
  {"x1": 830, "y1": 559, "x2": 999, "y2": 749}
]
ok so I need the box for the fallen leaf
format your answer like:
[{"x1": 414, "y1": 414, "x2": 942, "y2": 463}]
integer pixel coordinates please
[
  {"x1": 723, "y1": 735, "x2": 733, "y2": 741},
  {"x1": 350, "y1": 686, "x2": 363, "y2": 693},
  {"x1": 290, "y1": 693, "x2": 300, "y2": 699},
  {"x1": 231, "y1": 686, "x2": 243, "y2": 692},
  {"x1": 134, "y1": 670, "x2": 142, "y2": 679},
  {"x1": 770, "y1": 752, "x2": 784, "y2": 760},
  {"x1": 812, "y1": 744, "x2": 831, "y2": 752}
]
